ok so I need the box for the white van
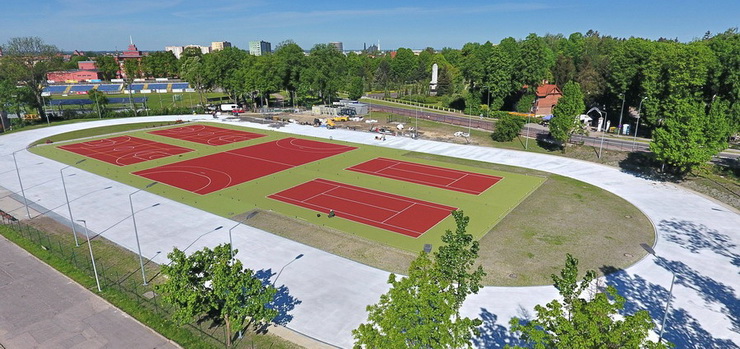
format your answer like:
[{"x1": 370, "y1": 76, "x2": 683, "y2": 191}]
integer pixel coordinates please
[{"x1": 220, "y1": 104, "x2": 238, "y2": 111}]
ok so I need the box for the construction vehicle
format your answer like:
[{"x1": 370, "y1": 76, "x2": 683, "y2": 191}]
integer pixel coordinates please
[
  {"x1": 332, "y1": 115, "x2": 349, "y2": 122},
  {"x1": 326, "y1": 119, "x2": 336, "y2": 129}
]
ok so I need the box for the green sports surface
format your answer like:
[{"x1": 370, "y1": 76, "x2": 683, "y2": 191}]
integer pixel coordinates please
[{"x1": 30, "y1": 122, "x2": 545, "y2": 252}]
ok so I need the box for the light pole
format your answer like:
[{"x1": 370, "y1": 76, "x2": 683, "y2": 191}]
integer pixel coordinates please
[
  {"x1": 597, "y1": 107, "x2": 607, "y2": 159},
  {"x1": 618, "y1": 93, "x2": 626, "y2": 135},
  {"x1": 11, "y1": 150, "x2": 31, "y2": 219},
  {"x1": 77, "y1": 219, "x2": 101, "y2": 292},
  {"x1": 632, "y1": 97, "x2": 648, "y2": 151},
  {"x1": 129, "y1": 181, "x2": 158, "y2": 285},
  {"x1": 61, "y1": 159, "x2": 87, "y2": 247},
  {"x1": 182, "y1": 225, "x2": 224, "y2": 253},
  {"x1": 273, "y1": 254, "x2": 304, "y2": 286},
  {"x1": 641, "y1": 243, "x2": 675, "y2": 344},
  {"x1": 228, "y1": 211, "x2": 258, "y2": 260}
]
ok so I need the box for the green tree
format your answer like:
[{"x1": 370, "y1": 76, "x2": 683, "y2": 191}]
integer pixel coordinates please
[
  {"x1": 302, "y1": 44, "x2": 346, "y2": 104},
  {"x1": 141, "y1": 51, "x2": 178, "y2": 78},
  {"x1": 122, "y1": 59, "x2": 141, "y2": 79},
  {"x1": 0, "y1": 37, "x2": 60, "y2": 118},
  {"x1": 550, "y1": 81, "x2": 585, "y2": 149},
  {"x1": 518, "y1": 34, "x2": 555, "y2": 88},
  {"x1": 274, "y1": 41, "x2": 306, "y2": 106},
  {"x1": 354, "y1": 211, "x2": 483, "y2": 348},
  {"x1": 95, "y1": 56, "x2": 119, "y2": 80},
  {"x1": 180, "y1": 55, "x2": 207, "y2": 106},
  {"x1": 156, "y1": 244, "x2": 278, "y2": 348},
  {"x1": 203, "y1": 47, "x2": 249, "y2": 102},
  {"x1": 650, "y1": 100, "x2": 719, "y2": 175},
  {"x1": 509, "y1": 254, "x2": 669, "y2": 349},
  {"x1": 391, "y1": 47, "x2": 417, "y2": 84},
  {"x1": 347, "y1": 76, "x2": 364, "y2": 100},
  {"x1": 492, "y1": 114, "x2": 526, "y2": 142},
  {"x1": 87, "y1": 88, "x2": 108, "y2": 117}
]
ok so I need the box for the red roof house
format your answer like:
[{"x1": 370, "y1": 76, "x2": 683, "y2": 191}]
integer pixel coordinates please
[{"x1": 533, "y1": 82, "x2": 563, "y2": 116}]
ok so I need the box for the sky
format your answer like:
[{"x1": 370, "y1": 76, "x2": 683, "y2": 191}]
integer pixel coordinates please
[{"x1": 1, "y1": 0, "x2": 738, "y2": 52}]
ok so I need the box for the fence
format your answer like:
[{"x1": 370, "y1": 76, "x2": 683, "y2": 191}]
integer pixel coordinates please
[{"x1": 0, "y1": 210, "x2": 229, "y2": 347}]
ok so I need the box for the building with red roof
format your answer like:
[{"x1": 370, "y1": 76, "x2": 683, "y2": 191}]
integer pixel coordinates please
[{"x1": 533, "y1": 82, "x2": 563, "y2": 116}]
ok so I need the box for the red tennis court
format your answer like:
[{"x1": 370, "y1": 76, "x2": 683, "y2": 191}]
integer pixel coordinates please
[
  {"x1": 149, "y1": 124, "x2": 266, "y2": 145},
  {"x1": 346, "y1": 157, "x2": 502, "y2": 195},
  {"x1": 58, "y1": 136, "x2": 193, "y2": 166},
  {"x1": 134, "y1": 138, "x2": 356, "y2": 194},
  {"x1": 268, "y1": 179, "x2": 456, "y2": 237}
]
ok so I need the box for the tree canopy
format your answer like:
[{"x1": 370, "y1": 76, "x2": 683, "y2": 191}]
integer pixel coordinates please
[
  {"x1": 156, "y1": 244, "x2": 278, "y2": 347},
  {"x1": 353, "y1": 211, "x2": 485, "y2": 348},
  {"x1": 508, "y1": 254, "x2": 670, "y2": 349}
]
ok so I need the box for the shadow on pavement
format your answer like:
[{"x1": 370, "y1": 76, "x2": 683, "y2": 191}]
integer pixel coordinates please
[{"x1": 254, "y1": 268, "x2": 302, "y2": 326}]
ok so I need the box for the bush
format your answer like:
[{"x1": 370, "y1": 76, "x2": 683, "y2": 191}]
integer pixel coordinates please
[
  {"x1": 516, "y1": 93, "x2": 536, "y2": 113},
  {"x1": 491, "y1": 114, "x2": 525, "y2": 142}
]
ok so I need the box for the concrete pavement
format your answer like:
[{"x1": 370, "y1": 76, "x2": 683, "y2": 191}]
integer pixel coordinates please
[
  {"x1": 0, "y1": 231, "x2": 179, "y2": 348},
  {"x1": 0, "y1": 115, "x2": 737, "y2": 348}
]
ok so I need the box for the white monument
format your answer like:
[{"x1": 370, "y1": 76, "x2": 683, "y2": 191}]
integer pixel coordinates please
[{"x1": 430, "y1": 63, "x2": 439, "y2": 95}]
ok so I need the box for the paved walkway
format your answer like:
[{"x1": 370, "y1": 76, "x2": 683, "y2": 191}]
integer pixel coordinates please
[
  {"x1": 0, "y1": 115, "x2": 737, "y2": 348},
  {"x1": 0, "y1": 231, "x2": 179, "y2": 348}
]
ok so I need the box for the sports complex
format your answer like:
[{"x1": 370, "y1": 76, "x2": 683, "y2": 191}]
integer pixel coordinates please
[
  {"x1": 2, "y1": 116, "x2": 738, "y2": 348},
  {"x1": 33, "y1": 122, "x2": 543, "y2": 252}
]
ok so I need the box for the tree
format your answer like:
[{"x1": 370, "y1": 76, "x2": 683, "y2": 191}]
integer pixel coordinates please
[
  {"x1": 508, "y1": 254, "x2": 669, "y2": 349},
  {"x1": 156, "y1": 244, "x2": 278, "y2": 348},
  {"x1": 649, "y1": 100, "x2": 720, "y2": 175},
  {"x1": 518, "y1": 34, "x2": 555, "y2": 88},
  {"x1": 550, "y1": 81, "x2": 585, "y2": 149},
  {"x1": 122, "y1": 59, "x2": 141, "y2": 79},
  {"x1": 141, "y1": 51, "x2": 178, "y2": 78},
  {"x1": 95, "y1": 56, "x2": 119, "y2": 80},
  {"x1": 0, "y1": 37, "x2": 60, "y2": 118},
  {"x1": 347, "y1": 76, "x2": 364, "y2": 100},
  {"x1": 87, "y1": 88, "x2": 108, "y2": 117},
  {"x1": 180, "y1": 55, "x2": 207, "y2": 106},
  {"x1": 354, "y1": 211, "x2": 484, "y2": 348},
  {"x1": 492, "y1": 114, "x2": 526, "y2": 142},
  {"x1": 274, "y1": 41, "x2": 306, "y2": 106},
  {"x1": 302, "y1": 44, "x2": 347, "y2": 104}
]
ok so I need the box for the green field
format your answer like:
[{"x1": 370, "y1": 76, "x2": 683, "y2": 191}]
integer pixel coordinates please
[{"x1": 30, "y1": 122, "x2": 544, "y2": 252}]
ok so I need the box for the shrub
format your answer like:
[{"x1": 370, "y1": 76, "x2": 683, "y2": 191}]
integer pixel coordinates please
[{"x1": 491, "y1": 114, "x2": 525, "y2": 142}]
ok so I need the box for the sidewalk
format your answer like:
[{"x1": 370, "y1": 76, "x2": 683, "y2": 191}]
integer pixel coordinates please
[{"x1": 0, "y1": 219, "x2": 180, "y2": 348}]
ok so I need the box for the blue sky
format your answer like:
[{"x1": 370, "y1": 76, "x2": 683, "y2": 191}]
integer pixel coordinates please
[{"x1": 1, "y1": 0, "x2": 738, "y2": 51}]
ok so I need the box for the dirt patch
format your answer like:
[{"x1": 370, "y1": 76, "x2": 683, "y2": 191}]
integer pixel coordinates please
[{"x1": 234, "y1": 210, "x2": 416, "y2": 275}]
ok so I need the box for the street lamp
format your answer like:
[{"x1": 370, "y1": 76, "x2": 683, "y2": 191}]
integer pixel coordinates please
[
  {"x1": 182, "y1": 225, "x2": 224, "y2": 253},
  {"x1": 228, "y1": 211, "x2": 258, "y2": 260},
  {"x1": 632, "y1": 97, "x2": 648, "y2": 151},
  {"x1": 61, "y1": 159, "x2": 86, "y2": 246},
  {"x1": 641, "y1": 243, "x2": 675, "y2": 344},
  {"x1": 273, "y1": 254, "x2": 304, "y2": 286},
  {"x1": 618, "y1": 93, "x2": 626, "y2": 135},
  {"x1": 77, "y1": 219, "x2": 102, "y2": 292},
  {"x1": 526, "y1": 100, "x2": 536, "y2": 150},
  {"x1": 129, "y1": 181, "x2": 158, "y2": 285},
  {"x1": 11, "y1": 150, "x2": 31, "y2": 219},
  {"x1": 597, "y1": 107, "x2": 607, "y2": 159}
]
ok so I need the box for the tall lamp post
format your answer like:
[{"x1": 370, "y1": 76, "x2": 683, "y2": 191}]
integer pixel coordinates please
[
  {"x1": 77, "y1": 219, "x2": 102, "y2": 292},
  {"x1": 61, "y1": 159, "x2": 87, "y2": 246},
  {"x1": 641, "y1": 243, "x2": 675, "y2": 344},
  {"x1": 597, "y1": 107, "x2": 608, "y2": 159},
  {"x1": 11, "y1": 150, "x2": 31, "y2": 219},
  {"x1": 632, "y1": 97, "x2": 648, "y2": 151},
  {"x1": 129, "y1": 181, "x2": 158, "y2": 285},
  {"x1": 617, "y1": 93, "x2": 626, "y2": 135},
  {"x1": 228, "y1": 211, "x2": 257, "y2": 260}
]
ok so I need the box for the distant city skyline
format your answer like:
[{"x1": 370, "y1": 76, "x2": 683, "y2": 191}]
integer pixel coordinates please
[{"x1": 1, "y1": 1, "x2": 738, "y2": 52}]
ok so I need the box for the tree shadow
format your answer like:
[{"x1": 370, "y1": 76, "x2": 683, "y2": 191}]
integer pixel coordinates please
[
  {"x1": 473, "y1": 308, "x2": 526, "y2": 348},
  {"x1": 617, "y1": 151, "x2": 672, "y2": 181},
  {"x1": 600, "y1": 265, "x2": 739, "y2": 348},
  {"x1": 535, "y1": 133, "x2": 562, "y2": 152},
  {"x1": 658, "y1": 219, "x2": 740, "y2": 267},
  {"x1": 254, "y1": 268, "x2": 302, "y2": 326}
]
